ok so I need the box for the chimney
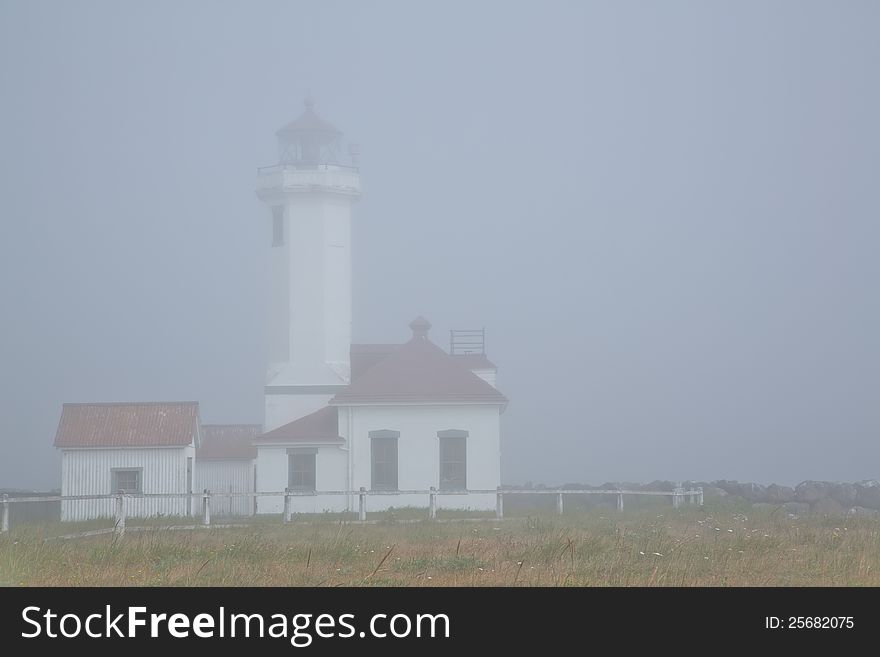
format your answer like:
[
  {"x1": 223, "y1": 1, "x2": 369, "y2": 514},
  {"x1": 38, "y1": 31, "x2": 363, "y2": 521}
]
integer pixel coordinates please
[{"x1": 409, "y1": 316, "x2": 432, "y2": 340}]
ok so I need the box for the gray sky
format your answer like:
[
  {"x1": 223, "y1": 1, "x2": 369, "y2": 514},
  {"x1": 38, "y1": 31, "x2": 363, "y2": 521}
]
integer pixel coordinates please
[{"x1": 1, "y1": 1, "x2": 878, "y2": 490}]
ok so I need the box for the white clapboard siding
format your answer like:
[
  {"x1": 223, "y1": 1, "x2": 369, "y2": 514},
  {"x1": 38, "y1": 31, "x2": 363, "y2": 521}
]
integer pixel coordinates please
[
  {"x1": 194, "y1": 459, "x2": 254, "y2": 516},
  {"x1": 60, "y1": 446, "x2": 194, "y2": 522}
]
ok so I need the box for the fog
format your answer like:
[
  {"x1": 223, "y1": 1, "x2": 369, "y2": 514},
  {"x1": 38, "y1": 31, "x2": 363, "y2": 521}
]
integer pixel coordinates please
[{"x1": 1, "y1": 1, "x2": 877, "y2": 491}]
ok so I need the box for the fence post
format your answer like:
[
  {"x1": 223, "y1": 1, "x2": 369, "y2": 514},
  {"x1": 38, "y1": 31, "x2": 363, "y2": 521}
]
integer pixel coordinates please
[
  {"x1": 283, "y1": 488, "x2": 292, "y2": 524},
  {"x1": 672, "y1": 484, "x2": 684, "y2": 509},
  {"x1": 202, "y1": 489, "x2": 211, "y2": 527},
  {"x1": 698, "y1": 486, "x2": 704, "y2": 506},
  {"x1": 1, "y1": 494, "x2": 9, "y2": 533},
  {"x1": 556, "y1": 492, "x2": 564, "y2": 515},
  {"x1": 616, "y1": 491, "x2": 624, "y2": 511},
  {"x1": 429, "y1": 486, "x2": 437, "y2": 520},
  {"x1": 495, "y1": 487, "x2": 504, "y2": 519},
  {"x1": 358, "y1": 487, "x2": 367, "y2": 522},
  {"x1": 115, "y1": 490, "x2": 126, "y2": 536}
]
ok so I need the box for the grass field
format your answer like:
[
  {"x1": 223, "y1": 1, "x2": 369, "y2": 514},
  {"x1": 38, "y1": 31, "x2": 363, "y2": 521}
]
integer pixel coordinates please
[{"x1": 3, "y1": 504, "x2": 879, "y2": 586}]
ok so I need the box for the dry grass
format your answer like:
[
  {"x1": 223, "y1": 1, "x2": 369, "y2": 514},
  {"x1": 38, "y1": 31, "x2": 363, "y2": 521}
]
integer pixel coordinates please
[{"x1": 3, "y1": 505, "x2": 880, "y2": 586}]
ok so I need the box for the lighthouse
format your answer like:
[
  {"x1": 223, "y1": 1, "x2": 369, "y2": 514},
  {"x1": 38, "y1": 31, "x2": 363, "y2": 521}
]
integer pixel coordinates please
[
  {"x1": 53, "y1": 101, "x2": 508, "y2": 521},
  {"x1": 256, "y1": 99, "x2": 361, "y2": 431}
]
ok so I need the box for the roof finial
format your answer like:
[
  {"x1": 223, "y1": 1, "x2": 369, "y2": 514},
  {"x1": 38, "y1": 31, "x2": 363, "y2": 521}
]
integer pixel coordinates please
[{"x1": 409, "y1": 316, "x2": 432, "y2": 340}]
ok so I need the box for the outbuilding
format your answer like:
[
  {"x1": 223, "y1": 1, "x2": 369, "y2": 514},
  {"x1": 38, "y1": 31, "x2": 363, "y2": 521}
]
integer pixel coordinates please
[
  {"x1": 194, "y1": 424, "x2": 259, "y2": 516},
  {"x1": 54, "y1": 401, "x2": 201, "y2": 521}
]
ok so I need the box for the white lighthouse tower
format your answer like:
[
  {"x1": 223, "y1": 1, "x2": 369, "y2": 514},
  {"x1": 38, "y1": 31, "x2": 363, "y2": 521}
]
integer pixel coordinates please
[{"x1": 256, "y1": 99, "x2": 361, "y2": 431}]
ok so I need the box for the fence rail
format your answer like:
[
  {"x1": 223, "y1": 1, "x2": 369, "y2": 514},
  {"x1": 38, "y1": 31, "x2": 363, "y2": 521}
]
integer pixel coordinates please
[{"x1": 0, "y1": 486, "x2": 704, "y2": 535}]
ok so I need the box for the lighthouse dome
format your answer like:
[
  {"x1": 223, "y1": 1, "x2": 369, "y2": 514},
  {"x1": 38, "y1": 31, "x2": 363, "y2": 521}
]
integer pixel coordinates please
[{"x1": 276, "y1": 98, "x2": 343, "y2": 165}]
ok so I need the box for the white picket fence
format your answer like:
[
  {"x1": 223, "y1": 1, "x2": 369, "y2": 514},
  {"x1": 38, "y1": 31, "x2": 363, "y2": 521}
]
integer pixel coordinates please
[{"x1": 0, "y1": 486, "x2": 704, "y2": 535}]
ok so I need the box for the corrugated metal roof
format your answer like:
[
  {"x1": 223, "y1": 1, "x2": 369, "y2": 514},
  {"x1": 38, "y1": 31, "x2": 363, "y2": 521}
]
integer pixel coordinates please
[
  {"x1": 198, "y1": 425, "x2": 259, "y2": 460},
  {"x1": 54, "y1": 402, "x2": 200, "y2": 448},
  {"x1": 257, "y1": 406, "x2": 343, "y2": 444}
]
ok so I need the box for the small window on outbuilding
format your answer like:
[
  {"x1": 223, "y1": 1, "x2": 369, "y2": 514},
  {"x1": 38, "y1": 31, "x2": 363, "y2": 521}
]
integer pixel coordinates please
[
  {"x1": 111, "y1": 468, "x2": 142, "y2": 494},
  {"x1": 438, "y1": 430, "x2": 468, "y2": 491},
  {"x1": 272, "y1": 206, "x2": 285, "y2": 247},
  {"x1": 288, "y1": 450, "x2": 316, "y2": 491}
]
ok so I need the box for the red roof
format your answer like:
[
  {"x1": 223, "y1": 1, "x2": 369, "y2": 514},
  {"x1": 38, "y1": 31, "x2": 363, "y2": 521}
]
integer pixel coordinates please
[
  {"x1": 451, "y1": 353, "x2": 497, "y2": 370},
  {"x1": 54, "y1": 402, "x2": 200, "y2": 448},
  {"x1": 198, "y1": 425, "x2": 259, "y2": 460},
  {"x1": 257, "y1": 406, "x2": 343, "y2": 444},
  {"x1": 351, "y1": 343, "x2": 399, "y2": 381},
  {"x1": 331, "y1": 334, "x2": 508, "y2": 406}
]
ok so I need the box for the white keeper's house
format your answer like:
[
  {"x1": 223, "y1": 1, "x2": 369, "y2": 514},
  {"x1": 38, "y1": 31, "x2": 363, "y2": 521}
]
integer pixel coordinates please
[{"x1": 55, "y1": 100, "x2": 508, "y2": 519}]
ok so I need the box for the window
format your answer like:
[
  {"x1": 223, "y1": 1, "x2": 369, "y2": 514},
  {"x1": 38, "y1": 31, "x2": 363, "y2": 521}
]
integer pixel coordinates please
[
  {"x1": 288, "y1": 450, "x2": 316, "y2": 491},
  {"x1": 272, "y1": 206, "x2": 284, "y2": 247},
  {"x1": 370, "y1": 430, "x2": 399, "y2": 491},
  {"x1": 438, "y1": 430, "x2": 468, "y2": 491},
  {"x1": 111, "y1": 468, "x2": 142, "y2": 494}
]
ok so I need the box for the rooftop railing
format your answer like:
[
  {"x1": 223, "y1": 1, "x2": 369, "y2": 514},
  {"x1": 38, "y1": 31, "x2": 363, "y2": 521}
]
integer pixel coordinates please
[{"x1": 257, "y1": 162, "x2": 360, "y2": 175}]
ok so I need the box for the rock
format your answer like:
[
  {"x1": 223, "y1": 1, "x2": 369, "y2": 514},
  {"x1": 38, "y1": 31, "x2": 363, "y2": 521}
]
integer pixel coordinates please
[
  {"x1": 847, "y1": 506, "x2": 880, "y2": 518},
  {"x1": 811, "y1": 498, "x2": 845, "y2": 516},
  {"x1": 855, "y1": 481, "x2": 880, "y2": 510},
  {"x1": 765, "y1": 484, "x2": 795, "y2": 504},
  {"x1": 737, "y1": 482, "x2": 767, "y2": 502},
  {"x1": 783, "y1": 502, "x2": 810, "y2": 516},
  {"x1": 794, "y1": 480, "x2": 835, "y2": 504},
  {"x1": 831, "y1": 483, "x2": 858, "y2": 507}
]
